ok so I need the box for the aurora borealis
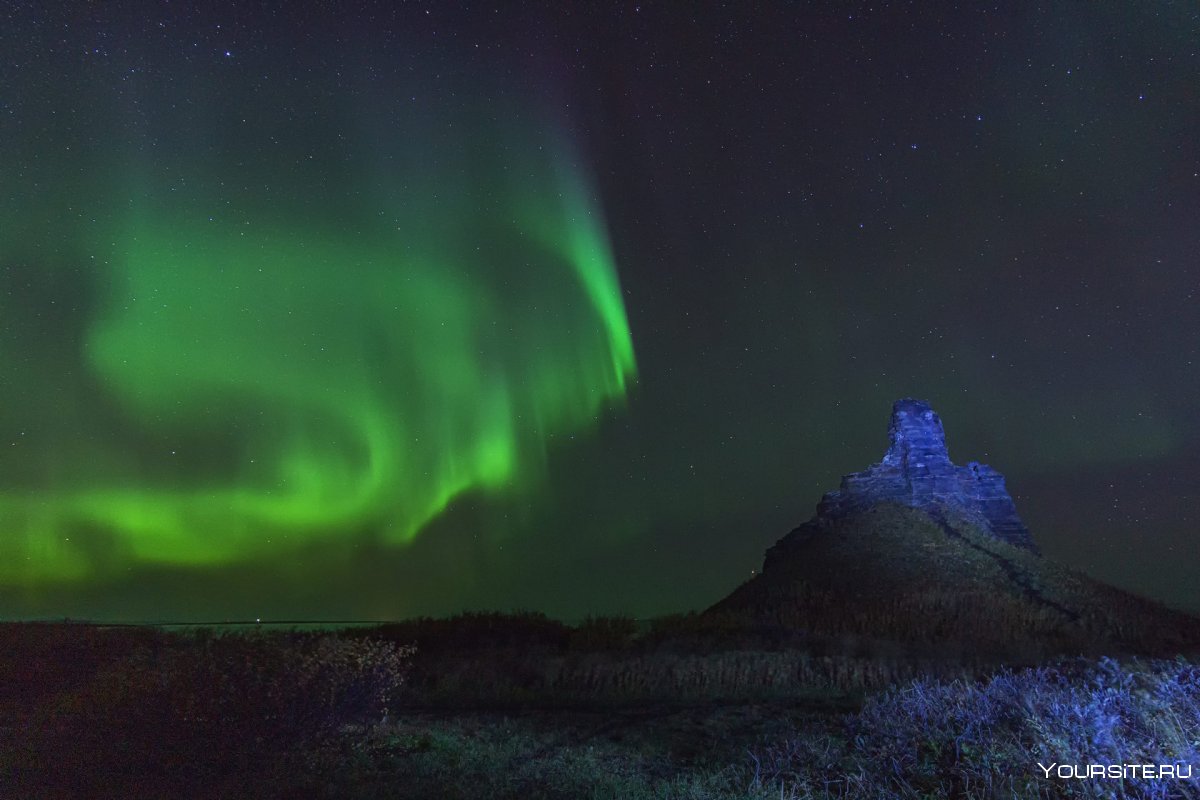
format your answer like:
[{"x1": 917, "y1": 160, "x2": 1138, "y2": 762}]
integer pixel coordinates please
[
  {"x1": 3, "y1": 3, "x2": 1199, "y2": 620},
  {"x1": 11, "y1": 159, "x2": 634, "y2": 582},
  {"x1": 2, "y1": 4, "x2": 636, "y2": 608}
]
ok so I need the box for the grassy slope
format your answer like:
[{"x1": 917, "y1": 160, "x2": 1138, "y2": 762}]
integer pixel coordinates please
[{"x1": 710, "y1": 503, "x2": 1200, "y2": 661}]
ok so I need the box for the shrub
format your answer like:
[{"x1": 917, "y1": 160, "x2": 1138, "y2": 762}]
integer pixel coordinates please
[
  {"x1": 11, "y1": 630, "x2": 414, "y2": 795},
  {"x1": 750, "y1": 656, "x2": 1200, "y2": 799}
]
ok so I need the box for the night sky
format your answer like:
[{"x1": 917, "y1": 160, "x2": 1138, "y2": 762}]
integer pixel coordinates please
[{"x1": 3, "y1": 3, "x2": 1198, "y2": 622}]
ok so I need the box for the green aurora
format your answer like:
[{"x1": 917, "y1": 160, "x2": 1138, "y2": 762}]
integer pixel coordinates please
[{"x1": 1, "y1": 91, "x2": 635, "y2": 589}]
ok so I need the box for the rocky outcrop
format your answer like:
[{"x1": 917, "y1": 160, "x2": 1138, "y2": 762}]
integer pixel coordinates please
[
  {"x1": 708, "y1": 399, "x2": 1200, "y2": 656},
  {"x1": 815, "y1": 398, "x2": 1037, "y2": 551}
]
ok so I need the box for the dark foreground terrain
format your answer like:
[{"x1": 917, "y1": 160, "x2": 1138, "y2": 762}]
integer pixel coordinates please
[
  {"x1": 7, "y1": 504, "x2": 1200, "y2": 799},
  {"x1": 3, "y1": 613, "x2": 1199, "y2": 800}
]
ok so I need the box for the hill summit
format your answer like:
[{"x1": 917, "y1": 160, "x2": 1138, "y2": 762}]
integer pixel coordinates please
[{"x1": 817, "y1": 398, "x2": 1035, "y2": 551}]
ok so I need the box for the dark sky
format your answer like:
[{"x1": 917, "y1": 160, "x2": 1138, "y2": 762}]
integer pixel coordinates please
[{"x1": 2, "y1": 2, "x2": 1198, "y2": 621}]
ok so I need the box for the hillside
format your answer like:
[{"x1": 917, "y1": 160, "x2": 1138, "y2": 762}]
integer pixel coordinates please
[{"x1": 710, "y1": 502, "x2": 1200, "y2": 661}]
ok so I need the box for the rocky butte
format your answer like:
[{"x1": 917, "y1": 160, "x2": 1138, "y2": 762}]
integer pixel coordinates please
[
  {"x1": 709, "y1": 397, "x2": 1200, "y2": 656},
  {"x1": 814, "y1": 398, "x2": 1037, "y2": 552}
]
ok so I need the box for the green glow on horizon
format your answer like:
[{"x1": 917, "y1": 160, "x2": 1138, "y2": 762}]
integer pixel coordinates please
[{"x1": 0, "y1": 124, "x2": 636, "y2": 586}]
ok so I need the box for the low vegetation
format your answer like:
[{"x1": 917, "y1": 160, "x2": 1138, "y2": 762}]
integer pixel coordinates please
[
  {"x1": 3, "y1": 618, "x2": 1199, "y2": 799},
  {"x1": 3, "y1": 624, "x2": 412, "y2": 797},
  {"x1": 713, "y1": 505, "x2": 1200, "y2": 661},
  {"x1": 750, "y1": 656, "x2": 1200, "y2": 799},
  {"x1": 289, "y1": 656, "x2": 1200, "y2": 799}
]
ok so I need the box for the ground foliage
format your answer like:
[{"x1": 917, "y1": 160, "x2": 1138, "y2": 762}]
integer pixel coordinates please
[{"x1": 3, "y1": 620, "x2": 1199, "y2": 798}]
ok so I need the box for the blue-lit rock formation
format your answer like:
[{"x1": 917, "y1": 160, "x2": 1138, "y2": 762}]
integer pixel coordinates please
[{"x1": 816, "y1": 398, "x2": 1038, "y2": 551}]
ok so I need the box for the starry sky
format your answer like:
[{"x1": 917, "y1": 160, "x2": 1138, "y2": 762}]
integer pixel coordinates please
[{"x1": 2, "y1": 2, "x2": 1198, "y2": 621}]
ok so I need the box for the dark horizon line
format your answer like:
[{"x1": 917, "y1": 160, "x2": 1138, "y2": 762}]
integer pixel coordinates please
[
  {"x1": 3, "y1": 618, "x2": 396, "y2": 627},
  {"x1": 0, "y1": 615, "x2": 604, "y2": 627}
]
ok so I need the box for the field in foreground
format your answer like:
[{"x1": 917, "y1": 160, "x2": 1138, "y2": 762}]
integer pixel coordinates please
[{"x1": 2, "y1": 620, "x2": 1199, "y2": 799}]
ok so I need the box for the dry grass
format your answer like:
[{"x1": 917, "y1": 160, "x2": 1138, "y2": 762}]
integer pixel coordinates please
[
  {"x1": 4, "y1": 620, "x2": 1199, "y2": 799},
  {"x1": 711, "y1": 504, "x2": 1200, "y2": 661},
  {"x1": 3, "y1": 624, "x2": 412, "y2": 798}
]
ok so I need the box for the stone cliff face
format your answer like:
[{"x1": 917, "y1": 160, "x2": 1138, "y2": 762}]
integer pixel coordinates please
[{"x1": 815, "y1": 398, "x2": 1037, "y2": 551}]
